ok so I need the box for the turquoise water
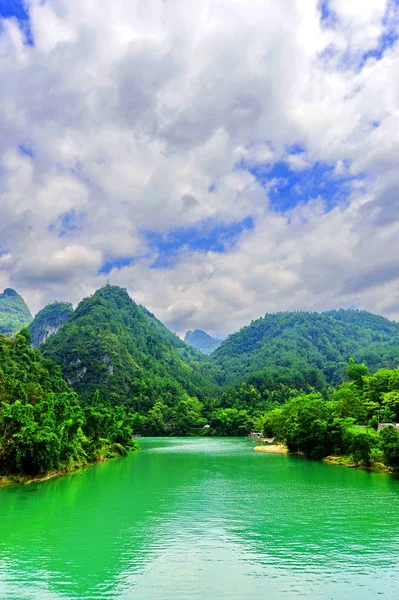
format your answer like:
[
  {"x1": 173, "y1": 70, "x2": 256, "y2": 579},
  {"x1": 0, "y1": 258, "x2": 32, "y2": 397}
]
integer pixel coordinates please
[{"x1": 0, "y1": 437, "x2": 399, "y2": 599}]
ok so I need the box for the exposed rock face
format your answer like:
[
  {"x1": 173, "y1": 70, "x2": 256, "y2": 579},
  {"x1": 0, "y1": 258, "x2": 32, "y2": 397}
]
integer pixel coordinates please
[
  {"x1": 184, "y1": 329, "x2": 222, "y2": 355},
  {"x1": 29, "y1": 302, "x2": 74, "y2": 347},
  {"x1": 67, "y1": 366, "x2": 87, "y2": 385}
]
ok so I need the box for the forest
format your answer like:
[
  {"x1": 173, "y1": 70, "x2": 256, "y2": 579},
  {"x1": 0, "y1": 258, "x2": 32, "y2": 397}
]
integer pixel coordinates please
[
  {"x1": 0, "y1": 329, "x2": 137, "y2": 480},
  {"x1": 2, "y1": 283, "x2": 399, "y2": 479},
  {"x1": 260, "y1": 360, "x2": 399, "y2": 469}
]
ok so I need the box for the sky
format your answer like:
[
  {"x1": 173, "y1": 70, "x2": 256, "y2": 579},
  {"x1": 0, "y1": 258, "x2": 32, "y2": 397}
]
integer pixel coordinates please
[{"x1": 0, "y1": 0, "x2": 399, "y2": 336}]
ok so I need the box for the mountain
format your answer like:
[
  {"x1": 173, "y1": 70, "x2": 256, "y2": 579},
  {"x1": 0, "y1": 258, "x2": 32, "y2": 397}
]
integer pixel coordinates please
[
  {"x1": 0, "y1": 288, "x2": 32, "y2": 337},
  {"x1": 41, "y1": 285, "x2": 217, "y2": 411},
  {"x1": 185, "y1": 329, "x2": 222, "y2": 355},
  {"x1": 207, "y1": 309, "x2": 399, "y2": 387},
  {"x1": 29, "y1": 301, "x2": 74, "y2": 347}
]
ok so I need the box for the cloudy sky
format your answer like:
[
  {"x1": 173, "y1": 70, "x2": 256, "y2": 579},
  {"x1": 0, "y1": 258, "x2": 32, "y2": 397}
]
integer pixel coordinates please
[{"x1": 0, "y1": 0, "x2": 399, "y2": 336}]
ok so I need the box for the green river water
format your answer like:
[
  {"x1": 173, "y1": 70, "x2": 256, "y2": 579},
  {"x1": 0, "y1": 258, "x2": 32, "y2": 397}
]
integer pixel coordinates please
[{"x1": 0, "y1": 437, "x2": 399, "y2": 599}]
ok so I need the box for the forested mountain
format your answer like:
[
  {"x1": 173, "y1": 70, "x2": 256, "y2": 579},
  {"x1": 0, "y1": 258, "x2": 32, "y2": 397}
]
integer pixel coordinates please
[
  {"x1": 185, "y1": 329, "x2": 222, "y2": 355},
  {"x1": 29, "y1": 301, "x2": 74, "y2": 347},
  {"x1": 207, "y1": 310, "x2": 399, "y2": 388},
  {"x1": 0, "y1": 288, "x2": 32, "y2": 337},
  {"x1": 0, "y1": 329, "x2": 137, "y2": 478},
  {"x1": 41, "y1": 285, "x2": 218, "y2": 413}
]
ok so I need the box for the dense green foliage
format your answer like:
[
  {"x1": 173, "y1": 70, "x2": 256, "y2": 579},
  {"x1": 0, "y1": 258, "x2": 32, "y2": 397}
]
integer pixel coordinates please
[
  {"x1": 4, "y1": 283, "x2": 399, "y2": 474},
  {"x1": 207, "y1": 310, "x2": 399, "y2": 388},
  {"x1": 41, "y1": 286, "x2": 218, "y2": 417},
  {"x1": 0, "y1": 330, "x2": 137, "y2": 477},
  {"x1": 29, "y1": 301, "x2": 74, "y2": 347},
  {"x1": 185, "y1": 330, "x2": 222, "y2": 355},
  {"x1": 262, "y1": 360, "x2": 399, "y2": 468},
  {"x1": 0, "y1": 289, "x2": 32, "y2": 337}
]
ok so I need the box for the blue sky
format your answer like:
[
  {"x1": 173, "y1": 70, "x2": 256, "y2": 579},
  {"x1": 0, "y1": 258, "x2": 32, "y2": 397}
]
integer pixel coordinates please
[
  {"x1": 0, "y1": 0, "x2": 33, "y2": 44},
  {"x1": 0, "y1": 0, "x2": 28, "y2": 21},
  {"x1": 143, "y1": 217, "x2": 254, "y2": 268},
  {"x1": 239, "y1": 144, "x2": 363, "y2": 213}
]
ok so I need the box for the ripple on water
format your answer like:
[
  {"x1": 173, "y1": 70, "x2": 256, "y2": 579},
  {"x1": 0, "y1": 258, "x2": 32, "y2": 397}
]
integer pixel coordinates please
[{"x1": 1, "y1": 438, "x2": 399, "y2": 599}]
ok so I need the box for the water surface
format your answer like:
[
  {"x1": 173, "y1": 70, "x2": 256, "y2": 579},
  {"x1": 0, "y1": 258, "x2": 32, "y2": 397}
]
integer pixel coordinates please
[{"x1": 0, "y1": 437, "x2": 398, "y2": 599}]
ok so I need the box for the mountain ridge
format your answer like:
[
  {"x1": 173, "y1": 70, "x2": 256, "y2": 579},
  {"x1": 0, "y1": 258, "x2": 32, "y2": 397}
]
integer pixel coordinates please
[
  {"x1": 41, "y1": 285, "x2": 218, "y2": 411},
  {"x1": 207, "y1": 308, "x2": 399, "y2": 387}
]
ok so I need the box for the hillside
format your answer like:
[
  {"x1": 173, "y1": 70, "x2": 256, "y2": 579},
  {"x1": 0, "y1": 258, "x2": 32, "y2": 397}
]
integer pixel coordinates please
[
  {"x1": 29, "y1": 301, "x2": 74, "y2": 347},
  {"x1": 207, "y1": 310, "x2": 399, "y2": 387},
  {"x1": 185, "y1": 330, "x2": 222, "y2": 355},
  {"x1": 41, "y1": 285, "x2": 217, "y2": 412},
  {"x1": 0, "y1": 288, "x2": 32, "y2": 337},
  {"x1": 0, "y1": 329, "x2": 136, "y2": 478}
]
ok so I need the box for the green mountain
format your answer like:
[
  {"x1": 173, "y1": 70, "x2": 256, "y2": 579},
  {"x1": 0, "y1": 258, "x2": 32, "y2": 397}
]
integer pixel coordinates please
[
  {"x1": 0, "y1": 329, "x2": 136, "y2": 478},
  {"x1": 0, "y1": 288, "x2": 32, "y2": 337},
  {"x1": 208, "y1": 310, "x2": 399, "y2": 388},
  {"x1": 41, "y1": 285, "x2": 217, "y2": 412},
  {"x1": 29, "y1": 301, "x2": 74, "y2": 348},
  {"x1": 185, "y1": 329, "x2": 222, "y2": 355}
]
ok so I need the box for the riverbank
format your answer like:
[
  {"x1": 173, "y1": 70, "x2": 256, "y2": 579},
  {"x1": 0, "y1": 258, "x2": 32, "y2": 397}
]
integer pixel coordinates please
[
  {"x1": 253, "y1": 444, "x2": 395, "y2": 475},
  {"x1": 254, "y1": 444, "x2": 288, "y2": 454},
  {"x1": 0, "y1": 469, "x2": 72, "y2": 488},
  {"x1": 322, "y1": 454, "x2": 392, "y2": 473},
  {"x1": 0, "y1": 442, "x2": 138, "y2": 488}
]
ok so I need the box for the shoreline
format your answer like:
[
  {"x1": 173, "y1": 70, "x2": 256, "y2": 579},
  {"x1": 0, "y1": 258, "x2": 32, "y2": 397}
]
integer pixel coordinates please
[
  {"x1": 0, "y1": 445, "x2": 137, "y2": 488},
  {"x1": 254, "y1": 444, "x2": 288, "y2": 454},
  {"x1": 0, "y1": 468, "x2": 75, "y2": 488},
  {"x1": 322, "y1": 454, "x2": 392, "y2": 474},
  {"x1": 253, "y1": 444, "x2": 395, "y2": 475}
]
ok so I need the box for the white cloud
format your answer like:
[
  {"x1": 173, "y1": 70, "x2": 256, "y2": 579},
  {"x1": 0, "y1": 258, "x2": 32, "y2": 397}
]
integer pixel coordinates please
[
  {"x1": 286, "y1": 152, "x2": 310, "y2": 171},
  {"x1": 0, "y1": 0, "x2": 398, "y2": 334}
]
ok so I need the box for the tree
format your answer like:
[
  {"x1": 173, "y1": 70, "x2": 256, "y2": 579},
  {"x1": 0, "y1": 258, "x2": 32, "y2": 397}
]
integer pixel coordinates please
[
  {"x1": 210, "y1": 408, "x2": 253, "y2": 436},
  {"x1": 344, "y1": 427, "x2": 377, "y2": 467},
  {"x1": 379, "y1": 426, "x2": 399, "y2": 469},
  {"x1": 346, "y1": 358, "x2": 369, "y2": 388}
]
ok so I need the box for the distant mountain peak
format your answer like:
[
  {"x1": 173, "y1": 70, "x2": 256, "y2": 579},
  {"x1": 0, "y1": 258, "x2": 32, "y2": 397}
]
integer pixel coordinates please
[
  {"x1": 0, "y1": 288, "x2": 32, "y2": 337},
  {"x1": 184, "y1": 329, "x2": 222, "y2": 355},
  {"x1": 1, "y1": 288, "x2": 19, "y2": 298},
  {"x1": 41, "y1": 286, "x2": 216, "y2": 407}
]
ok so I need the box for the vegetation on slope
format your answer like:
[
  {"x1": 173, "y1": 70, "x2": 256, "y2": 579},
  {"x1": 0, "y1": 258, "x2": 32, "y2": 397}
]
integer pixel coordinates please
[
  {"x1": 207, "y1": 310, "x2": 399, "y2": 388},
  {"x1": 0, "y1": 288, "x2": 32, "y2": 337},
  {"x1": 185, "y1": 329, "x2": 222, "y2": 355},
  {"x1": 41, "y1": 285, "x2": 218, "y2": 417},
  {"x1": 0, "y1": 330, "x2": 137, "y2": 479},
  {"x1": 29, "y1": 301, "x2": 74, "y2": 347}
]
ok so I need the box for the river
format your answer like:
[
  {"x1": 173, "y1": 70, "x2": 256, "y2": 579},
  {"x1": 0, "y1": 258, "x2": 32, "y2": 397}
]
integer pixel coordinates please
[{"x1": 0, "y1": 437, "x2": 398, "y2": 599}]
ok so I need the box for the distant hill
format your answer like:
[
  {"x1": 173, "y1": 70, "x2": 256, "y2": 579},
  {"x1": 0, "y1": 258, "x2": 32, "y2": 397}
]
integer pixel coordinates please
[
  {"x1": 41, "y1": 285, "x2": 217, "y2": 410},
  {"x1": 207, "y1": 310, "x2": 399, "y2": 387},
  {"x1": 185, "y1": 329, "x2": 222, "y2": 355},
  {"x1": 29, "y1": 301, "x2": 74, "y2": 348},
  {"x1": 0, "y1": 288, "x2": 32, "y2": 337}
]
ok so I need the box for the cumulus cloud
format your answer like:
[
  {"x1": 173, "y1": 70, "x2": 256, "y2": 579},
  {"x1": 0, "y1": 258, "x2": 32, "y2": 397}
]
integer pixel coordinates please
[{"x1": 0, "y1": 0, "x2": 398, "y2": 335}]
